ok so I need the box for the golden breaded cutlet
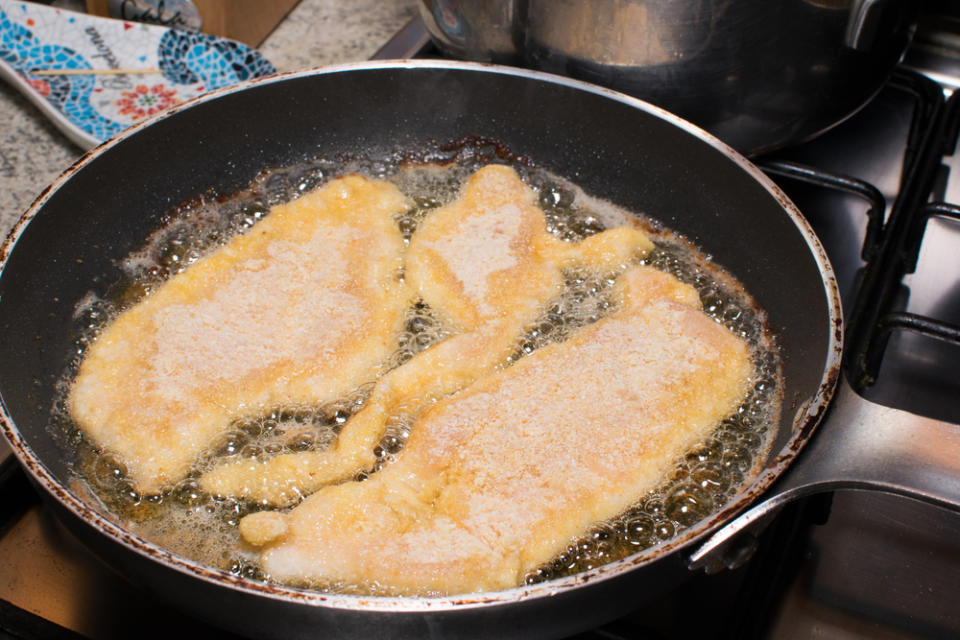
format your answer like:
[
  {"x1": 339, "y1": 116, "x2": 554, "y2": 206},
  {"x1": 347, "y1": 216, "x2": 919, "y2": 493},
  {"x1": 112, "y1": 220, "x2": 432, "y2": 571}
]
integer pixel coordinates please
[
  {"x1": 201, "y1": 165, "x2": 654, "y2": 505},
  {"x1": 243, "y1": 266, "x2": 752, "y2": 595},
  {"x1": 68, "y1": 175, "x2": 412, "y2": 493}
]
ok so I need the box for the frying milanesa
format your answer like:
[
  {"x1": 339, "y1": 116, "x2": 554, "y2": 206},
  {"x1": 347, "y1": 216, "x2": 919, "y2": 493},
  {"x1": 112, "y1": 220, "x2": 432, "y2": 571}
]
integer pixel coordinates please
[
  {"x1": 240, "y1": 266, "x2": 753, "y2": 595},
  {"x1": 68, "y1": 175, "x2": 411, "y2": 493},
  {"x1": 200, "y1": 165, "x2": 653, "y2": 505}
]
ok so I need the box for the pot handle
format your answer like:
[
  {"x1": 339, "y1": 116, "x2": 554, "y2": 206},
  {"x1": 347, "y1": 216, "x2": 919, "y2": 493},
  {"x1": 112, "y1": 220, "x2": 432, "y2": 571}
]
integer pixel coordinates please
[
  {"x1": 845, "y1": 0, "x2": 894, "y2": 51},
  {"x1": 688, "y1": 378, "x2": 960, "y2": 573}
]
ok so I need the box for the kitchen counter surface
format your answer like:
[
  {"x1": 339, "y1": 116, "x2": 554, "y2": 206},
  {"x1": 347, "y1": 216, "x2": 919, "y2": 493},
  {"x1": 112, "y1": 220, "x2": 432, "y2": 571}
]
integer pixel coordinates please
[{"x1": 0, "y1": 0, "x2": 417, "y2": 240}]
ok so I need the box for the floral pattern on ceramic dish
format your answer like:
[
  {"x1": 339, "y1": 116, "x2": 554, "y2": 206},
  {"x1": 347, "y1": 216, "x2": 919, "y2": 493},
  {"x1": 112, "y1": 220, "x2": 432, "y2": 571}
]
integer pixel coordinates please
[{"x1": 0, "y1": 0, "x2": 275, "y2": 149}]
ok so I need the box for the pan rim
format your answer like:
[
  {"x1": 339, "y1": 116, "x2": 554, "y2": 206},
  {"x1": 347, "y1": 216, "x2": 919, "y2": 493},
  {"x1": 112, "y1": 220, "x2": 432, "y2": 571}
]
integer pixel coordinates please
[{"x1": 0, "y1": 59, "x2": 843, "y2": 612}]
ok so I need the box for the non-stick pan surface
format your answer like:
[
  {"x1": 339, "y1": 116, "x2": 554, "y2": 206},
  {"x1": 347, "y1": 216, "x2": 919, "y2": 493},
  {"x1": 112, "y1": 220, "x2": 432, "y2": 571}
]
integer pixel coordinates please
[{"x1": 0, "y1": 61, "x2": 839, "y2": 639}]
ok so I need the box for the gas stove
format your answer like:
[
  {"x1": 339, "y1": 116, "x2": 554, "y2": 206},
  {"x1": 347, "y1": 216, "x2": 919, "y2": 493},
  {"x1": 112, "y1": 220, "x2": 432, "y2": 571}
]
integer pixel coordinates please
[{"x1": 2, "y1": 8, "x2": 960, "y2": 640}]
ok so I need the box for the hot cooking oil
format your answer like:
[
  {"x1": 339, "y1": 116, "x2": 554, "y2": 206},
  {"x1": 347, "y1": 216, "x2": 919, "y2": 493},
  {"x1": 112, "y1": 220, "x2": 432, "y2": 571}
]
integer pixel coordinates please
[{"x1": 54, "y1": 143, "x2": 781, "y2": 594}]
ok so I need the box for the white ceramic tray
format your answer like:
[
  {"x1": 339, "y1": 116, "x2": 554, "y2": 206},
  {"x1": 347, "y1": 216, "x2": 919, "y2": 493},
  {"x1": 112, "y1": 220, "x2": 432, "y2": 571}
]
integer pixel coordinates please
[{"x1": 0, "y1": 0, "x2": 275, "y2": 149}]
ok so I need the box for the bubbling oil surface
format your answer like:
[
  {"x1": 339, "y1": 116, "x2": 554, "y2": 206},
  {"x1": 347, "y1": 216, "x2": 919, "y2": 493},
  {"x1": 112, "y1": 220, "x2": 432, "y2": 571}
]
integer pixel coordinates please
[{"x1": 59, "y1": 147, "x2": 782, "y2": 592}]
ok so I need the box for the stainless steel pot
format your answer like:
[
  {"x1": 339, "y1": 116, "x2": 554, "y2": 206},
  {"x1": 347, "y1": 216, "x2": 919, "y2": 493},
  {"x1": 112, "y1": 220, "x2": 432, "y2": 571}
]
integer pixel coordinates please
[{"x1": 419, "y1": 0, "x2": 918, "y2": 155}]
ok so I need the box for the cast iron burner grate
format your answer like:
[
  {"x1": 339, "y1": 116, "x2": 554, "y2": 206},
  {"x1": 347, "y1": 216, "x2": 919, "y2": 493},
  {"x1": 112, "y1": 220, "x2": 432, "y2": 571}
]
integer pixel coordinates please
[
  {"x1": 760, "y1": 72, "x2": 960, "y2": 397},
  {"x1": 843, "y1": 74, "x2": 960, "y2": 392}
]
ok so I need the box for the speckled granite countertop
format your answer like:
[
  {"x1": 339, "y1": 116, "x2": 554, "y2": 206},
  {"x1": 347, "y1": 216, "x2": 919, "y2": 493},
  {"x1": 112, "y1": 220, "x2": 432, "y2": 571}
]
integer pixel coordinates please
[{"x1": 0, "y1": 0, "x2": 417, "y2": 239}]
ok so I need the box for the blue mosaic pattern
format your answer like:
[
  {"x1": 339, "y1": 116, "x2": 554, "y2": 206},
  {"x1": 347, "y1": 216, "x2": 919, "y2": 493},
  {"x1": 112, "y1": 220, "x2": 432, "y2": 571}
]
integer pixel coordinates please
[
  {"x1": 159, "y1": 30, "x2": 276, "y2": 90},
  {"x1": 0, "y1": 2, "x2": 275, "y2": 147},
  {"x1": 0, "y1": 7, "x2": 126, "y2": 141}
]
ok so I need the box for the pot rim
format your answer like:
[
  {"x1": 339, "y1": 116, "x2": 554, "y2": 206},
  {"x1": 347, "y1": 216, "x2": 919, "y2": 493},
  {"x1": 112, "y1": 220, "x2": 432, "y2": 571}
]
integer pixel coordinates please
[{"x1": 0, "y1": 59, "x2": 843, "y2": 612}]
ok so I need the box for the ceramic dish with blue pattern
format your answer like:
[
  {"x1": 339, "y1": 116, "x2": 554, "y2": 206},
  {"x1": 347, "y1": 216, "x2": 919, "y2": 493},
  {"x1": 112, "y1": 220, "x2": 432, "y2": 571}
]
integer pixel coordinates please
[{"x1": 0, "y1": 0, "x2": 275, "y2": 149}]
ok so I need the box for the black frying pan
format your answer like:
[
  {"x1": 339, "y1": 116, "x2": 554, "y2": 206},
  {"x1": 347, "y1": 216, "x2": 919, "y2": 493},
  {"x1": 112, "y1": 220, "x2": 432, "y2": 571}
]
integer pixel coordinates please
[{"x1": 0, "y1": 61, "x2": 956, "y2": 639}]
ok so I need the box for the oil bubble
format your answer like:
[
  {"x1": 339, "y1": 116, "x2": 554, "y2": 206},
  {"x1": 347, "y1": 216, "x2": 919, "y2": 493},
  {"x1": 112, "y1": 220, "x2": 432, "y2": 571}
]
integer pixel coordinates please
[
  {"x1": 664, "y1": 483, "x2": 715, "y2": 526},
  {"x1": 288, "y1": 431, "x2": 318, "y2": 452},
  {"x1": 691, "y1": 467, "x2": 727, "y2": 494},
  {"x1": 524, "y1": 566, "x2": 553, "y2": 585},
  {"x1": 174, "y1": 479, "x2": 204, "y2": 506},
  {"x1": 721, "y1": 444, "x2": 752, "y2": 474},
  {"x1": 214, "y1": 430, "x2": 249, "y2": 457},
  {"x1": 240, "y1": 444, "x2": 263, "y2": 459},
  {"x1": 685, "y1": 442, "x2": 721, "y2": 467},
  {"x1": 235, "y1": 419, "x2": 262, "y2": 438},
  {"x1": 624, "y1": 514, "x2": 656, "y2": 546},
  {"x1": 92, "y1": 454, "x2": 127, "y2": 489},
  {"x1": 653, "y1": 520, "x2": 676, "y2": 540},
  {"x1": 640, "y1": 496, "x2": 665, "y2": 518}
]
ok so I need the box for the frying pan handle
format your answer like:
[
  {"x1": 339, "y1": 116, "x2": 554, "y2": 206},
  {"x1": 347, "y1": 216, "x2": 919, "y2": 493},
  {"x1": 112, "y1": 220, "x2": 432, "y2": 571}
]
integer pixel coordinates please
[{"x1": 688, "y1": 378, "x2": 960, "y2": 573}]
